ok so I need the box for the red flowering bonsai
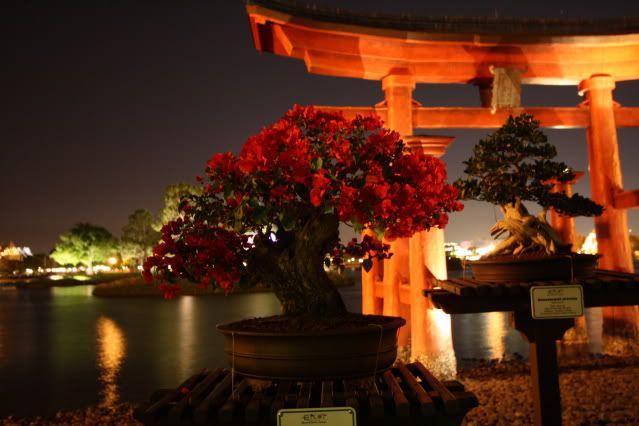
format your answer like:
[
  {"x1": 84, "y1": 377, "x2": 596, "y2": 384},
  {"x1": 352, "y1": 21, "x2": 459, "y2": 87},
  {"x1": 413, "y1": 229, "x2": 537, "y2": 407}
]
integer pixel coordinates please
[{"x1": 144, "y1": 106, "x2": 462, "y2": 316}]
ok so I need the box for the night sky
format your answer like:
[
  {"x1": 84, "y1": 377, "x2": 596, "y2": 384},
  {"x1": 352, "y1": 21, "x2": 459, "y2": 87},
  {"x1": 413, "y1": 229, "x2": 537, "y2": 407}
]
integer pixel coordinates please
[{"x1": 3, "y1": 0, "x2": 639, "y2": 254}]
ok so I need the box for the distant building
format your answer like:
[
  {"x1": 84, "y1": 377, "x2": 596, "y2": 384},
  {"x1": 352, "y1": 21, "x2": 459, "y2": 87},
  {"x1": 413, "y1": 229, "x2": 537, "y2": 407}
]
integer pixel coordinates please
[{"x1": 0, "y1": 242, "x2": 33, "y2": 262}]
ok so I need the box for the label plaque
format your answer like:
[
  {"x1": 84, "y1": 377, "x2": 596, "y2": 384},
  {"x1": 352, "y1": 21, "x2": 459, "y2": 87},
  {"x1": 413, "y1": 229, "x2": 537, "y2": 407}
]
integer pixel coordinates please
[
  {"x1": 277, "y1": 407, "x2": 356, "y2": 426},
  {"x1": 530, "y1": 285, "x2": 584, "y2": 319}
]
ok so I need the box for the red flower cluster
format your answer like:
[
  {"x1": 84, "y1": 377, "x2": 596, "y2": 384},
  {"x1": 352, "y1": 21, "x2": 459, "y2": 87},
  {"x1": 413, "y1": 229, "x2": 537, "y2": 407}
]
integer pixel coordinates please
[
  {"x1": 143, "y1": 105, "x2": 463, "y2": 297},
  {"x1": 143, "y1": 216, "x2": 248, "y2": 299}
]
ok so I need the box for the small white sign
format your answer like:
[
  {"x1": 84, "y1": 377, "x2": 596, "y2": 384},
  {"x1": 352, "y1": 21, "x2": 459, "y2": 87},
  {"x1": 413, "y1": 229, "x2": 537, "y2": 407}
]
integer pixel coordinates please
[
  {"x1": 530, "y1": 285, "x2": 584, "y2": 319},
  {"x1": 277, "y1": 407, "x2": 356, "y2": 426}
]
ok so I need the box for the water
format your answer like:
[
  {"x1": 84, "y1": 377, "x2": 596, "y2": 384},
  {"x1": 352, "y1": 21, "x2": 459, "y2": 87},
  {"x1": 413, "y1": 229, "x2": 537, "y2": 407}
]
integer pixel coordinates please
[{"x1": 0, "y1": 275, "x2": 637, "y2": 418}]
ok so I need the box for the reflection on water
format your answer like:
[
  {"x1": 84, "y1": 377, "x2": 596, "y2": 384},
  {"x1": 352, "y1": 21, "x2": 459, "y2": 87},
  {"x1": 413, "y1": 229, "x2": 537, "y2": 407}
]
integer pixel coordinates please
[
  {"x1": 0, "y1": 278, "x2": 638, "y2": 418},
  {"x1": 412, "y1": 307, "x2": 458, "y2": 378},
  {"x1": 484, "y1": 312, "x2": 507, "y2": 359},
  {"x1": 52, "y1": 286, "x2": 93, "y2": 297},
  {"x1": 178, "y1": 297, "x2": 195, "y2": 380},
  {"x1": 96, "y1": 316, "x2": 126, "y2": 407}
]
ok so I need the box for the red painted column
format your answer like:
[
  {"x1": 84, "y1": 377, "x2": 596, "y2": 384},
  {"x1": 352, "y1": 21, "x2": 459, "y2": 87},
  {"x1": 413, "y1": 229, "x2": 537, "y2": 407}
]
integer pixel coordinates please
[
  {"x1": 549, "y1": 172, "x2": 583, "y2": 250},
  {"x1": 549, "y1": 172, "x2": 588, "y2": 336},
  {"x1": 405, "y1": 136, "x2": 454, "y2": 355},
  {"x1": 380, "y1": 73, "x2": 414, "y2": 347},
  {"x1": 578, "y1": 75, "x2": 633, "y2": 272}
]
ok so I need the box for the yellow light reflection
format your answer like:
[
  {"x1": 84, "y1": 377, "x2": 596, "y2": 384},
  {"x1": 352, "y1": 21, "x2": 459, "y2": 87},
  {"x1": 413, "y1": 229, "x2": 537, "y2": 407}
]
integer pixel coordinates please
[
  {"x1": 178, "y1": 297, "x2": 195, "y2": 379},
  {"x1": 417, "y1": 307, "x2": 457, "y2": 379},
  {"x1": 425, "y1": 308, "x2": 453, "y2": 352},
  {"x1": 484, "y1": 312, "x2": 506, "y2": 359},
  {"x1": 97, "y1": 316, "x2": 126, "y2": 408}
]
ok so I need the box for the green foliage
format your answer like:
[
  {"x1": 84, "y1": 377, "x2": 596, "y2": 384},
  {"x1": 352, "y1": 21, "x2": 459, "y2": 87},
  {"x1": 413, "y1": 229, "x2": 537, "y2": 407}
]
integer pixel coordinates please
[
  {"x1": 455, "y1": 114, "x2": 602, "y2": 217},
  {"x1": 154, "y1": 183, "x2": 202, "y2": 231},
  {"x1": 50, "y1": 223, "x2": 117, "y2": 272},
  {"x1": 120, "y1": 209, "x2": 159, "y2": 266}
]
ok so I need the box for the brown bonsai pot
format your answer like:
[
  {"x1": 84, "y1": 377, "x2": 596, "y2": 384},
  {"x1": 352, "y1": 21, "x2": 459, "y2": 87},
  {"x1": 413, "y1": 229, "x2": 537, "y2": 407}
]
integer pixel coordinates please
[
  {"x1": 216, "y1": 314, "x2": 405, "y2": 380},
  {"x1": 468, "y1": 253, "x2": 600, "y2": 283}
]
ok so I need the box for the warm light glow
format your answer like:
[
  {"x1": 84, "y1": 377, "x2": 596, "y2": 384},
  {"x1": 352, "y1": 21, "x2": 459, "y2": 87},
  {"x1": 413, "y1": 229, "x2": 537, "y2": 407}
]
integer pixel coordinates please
[
  {"x1": 580, "y1": 230, "x2": 598, "y2": 254},
  {"x1": 417, "y1": 308, "x2": 457, "y2": 378},
  {"x1": 96, "y1": 316, "x2": 127, "y2": 408},
  {"x1": 71, "y1": 275, "x2": 91, "y2": 281},
  {"x1": 107, "y1": 257, "x2": 118, "y2": 266},
  {"x1": 0, "y1": 244, "x2": 32, "y2": 260},
  {"x1": 445, "y1": 241, "x2": 496, "y2": 261},
  {"x1": 484, "y1": 312, "x2": 507, "y2": 359},
  {"x1": 177, "y1": 297, "x2": 195, "y2": 379},
  {"x1": 426, "y1": 308, "x2": 453, "y2": 347}
]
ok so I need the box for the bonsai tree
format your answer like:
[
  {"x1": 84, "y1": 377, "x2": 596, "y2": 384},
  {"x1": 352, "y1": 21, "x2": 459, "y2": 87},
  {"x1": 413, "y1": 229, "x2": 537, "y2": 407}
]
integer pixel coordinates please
[
  {"x1": 144, "y1": 105, "x2": 462, "y2": 315},
  {"x1": 455, "y1": 114, "x2": 602, "y2": 258}
]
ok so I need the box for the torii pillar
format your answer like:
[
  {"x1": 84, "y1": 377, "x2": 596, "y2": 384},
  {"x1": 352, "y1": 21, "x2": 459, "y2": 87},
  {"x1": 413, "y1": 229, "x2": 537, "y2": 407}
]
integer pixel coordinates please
[
  {"x1": 549, "y1": 171, "x2": 584, "y2": 250},
  {"x1": 405, "y1": 135, "x2": 455, "y2": 354},
  {"x1": 578, "y1": 75, "x2": 634, "y2": 272},
  {"x1": 380, "y1": 73, "x2": 414, "y2": 345}
]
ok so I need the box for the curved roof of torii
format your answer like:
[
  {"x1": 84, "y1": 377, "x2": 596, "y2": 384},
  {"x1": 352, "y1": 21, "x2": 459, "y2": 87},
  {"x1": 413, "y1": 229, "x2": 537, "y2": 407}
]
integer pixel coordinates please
[{"x1": 246, "y1": 0, "x2": 639, "y2": 85}]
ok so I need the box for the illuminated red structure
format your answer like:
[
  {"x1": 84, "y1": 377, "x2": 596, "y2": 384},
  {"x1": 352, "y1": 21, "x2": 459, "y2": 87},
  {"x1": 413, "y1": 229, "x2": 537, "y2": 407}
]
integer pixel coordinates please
[{"x1": 245, "y1": 1, "x2": 639, "y2": 352}]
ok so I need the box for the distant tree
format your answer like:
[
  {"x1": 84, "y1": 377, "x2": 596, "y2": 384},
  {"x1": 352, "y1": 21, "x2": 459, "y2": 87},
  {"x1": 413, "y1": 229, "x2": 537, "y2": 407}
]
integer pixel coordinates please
[
  {"x1": 120, "y1": 209, "x2": 159, "y2": 266},
  {"x1": 154, "y1": 183, "x2": 202, "y2": 231},
  {"x1": 50, "y1": 223, "x2": 117, "y2": 274}
]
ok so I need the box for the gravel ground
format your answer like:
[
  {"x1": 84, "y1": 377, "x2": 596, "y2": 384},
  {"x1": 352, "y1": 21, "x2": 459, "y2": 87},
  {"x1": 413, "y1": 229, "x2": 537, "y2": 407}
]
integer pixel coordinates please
[
  {"x1": 461, "y1": 355, "x2": 639, "y2": 426},
  {"x1": 2, "y1": 356, "x2": 638, "y2": 425},
  {"x1": 0, "y1": 404, "x2": 138, "y2": 426}
]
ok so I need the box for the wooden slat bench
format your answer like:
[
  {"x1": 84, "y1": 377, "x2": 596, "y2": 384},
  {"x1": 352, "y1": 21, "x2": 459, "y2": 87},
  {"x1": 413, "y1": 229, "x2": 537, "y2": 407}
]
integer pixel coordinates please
[
  {"x1": 426, "y1": 269, "x2": 639, "y2": 426},
  {"x1": 134, "y1": 361, "x2": 478, "y2": 426},
  {"x1": 428, "y1": 269, "x2": 639, "y2": 314}
]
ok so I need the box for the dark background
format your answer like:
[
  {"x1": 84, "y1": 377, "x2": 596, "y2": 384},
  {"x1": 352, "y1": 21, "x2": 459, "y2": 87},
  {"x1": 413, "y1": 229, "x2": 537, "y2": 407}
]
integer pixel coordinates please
[{"x1": 2, "y1": 0, "x2": 639, "y2": 253}]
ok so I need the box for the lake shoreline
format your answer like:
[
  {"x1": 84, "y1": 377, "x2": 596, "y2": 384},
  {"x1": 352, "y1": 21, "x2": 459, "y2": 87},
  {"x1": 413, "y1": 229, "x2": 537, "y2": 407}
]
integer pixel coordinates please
[{"x1": 1, "y1": 271, "x2": 357, "y2": 297}]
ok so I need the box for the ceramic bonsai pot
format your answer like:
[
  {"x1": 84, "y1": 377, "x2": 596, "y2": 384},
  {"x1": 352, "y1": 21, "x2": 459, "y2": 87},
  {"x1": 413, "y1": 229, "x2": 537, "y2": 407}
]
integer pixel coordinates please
[
  {"x1": 468, "y1": 253, "x2": 600, "y2": 283},
  {"x1": 216, "y1": 315, "x2": 406, "y2": 380}
]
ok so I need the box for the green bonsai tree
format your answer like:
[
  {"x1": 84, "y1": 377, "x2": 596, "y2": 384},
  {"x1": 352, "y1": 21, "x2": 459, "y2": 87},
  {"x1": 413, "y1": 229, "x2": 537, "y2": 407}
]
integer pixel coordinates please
[{"x1": 455, "y1": 114, "x2": 603, "y2": 257}]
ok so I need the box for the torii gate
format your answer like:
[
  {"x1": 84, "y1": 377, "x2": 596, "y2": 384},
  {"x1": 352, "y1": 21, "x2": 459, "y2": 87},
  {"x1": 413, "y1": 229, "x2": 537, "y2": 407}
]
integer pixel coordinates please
[{"x1": 245, "y1": 0, "x2": 639, "y2": 352}]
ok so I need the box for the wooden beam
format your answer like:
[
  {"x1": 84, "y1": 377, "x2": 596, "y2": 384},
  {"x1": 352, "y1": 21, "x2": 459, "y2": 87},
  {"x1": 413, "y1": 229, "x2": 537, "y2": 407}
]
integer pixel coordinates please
[
  {"x1": 615, "y1": 107, "x2": 639, "y2": 128},
  {"x1": 314, "y1": 105, "x2": 387, "y2": 122},
  {"x1": 313, "y1": 106, "x2": 639, "y2": 129},
  {"x1": 247, "y1": 5, "x2": 639, "y2": 84},
  {"x1": 413, "y1": 107, "x2": 590, "y2": 129},
  {"x1": 614, "y1": 189, "x2": 639, "y2": 209}
]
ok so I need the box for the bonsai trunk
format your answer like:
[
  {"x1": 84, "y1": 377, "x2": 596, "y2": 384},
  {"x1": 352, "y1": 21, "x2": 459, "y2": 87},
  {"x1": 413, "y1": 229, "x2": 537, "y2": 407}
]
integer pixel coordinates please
[
  {"x1": 251, "y1": 213, "x2": 347, "y2": 316},
  {"x1": 488, "y1": 199, "x2": 570, "y2": 257}
]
